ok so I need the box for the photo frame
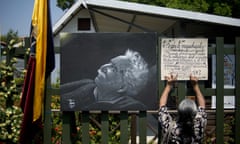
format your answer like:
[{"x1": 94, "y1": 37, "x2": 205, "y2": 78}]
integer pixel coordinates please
[{"x1": 60, "y1": 33, "x2": 158, "y2": 111}]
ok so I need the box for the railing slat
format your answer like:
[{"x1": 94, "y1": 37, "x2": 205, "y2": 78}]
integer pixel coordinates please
[
  {"x1": 101, "y1": 111, "x2": 109, "y2": 144},
  {"x1": 82, "y1": 111, "x2": 90, "y2": 144},
  {"x1": 216, "y1": 37, "x2": 224, "y2": 144},
  {"x1": 43, "y1": 78, "x2": 52, "y2": 144},
  {"x1": 139, "y1": 111, "x2": 147, "y2": 144},
  {"x1": 235, "y1": 37, "x2": 240, "y2": 144},
  {"x1": 120, "y1": 111, "x2": 129, "y2": 144},
  {"x1": 130, "y1": 114, "x2": 137, "y2": 144},
  {"x1": 62, "y1": 112, "x2": 73, "y2": 144}
]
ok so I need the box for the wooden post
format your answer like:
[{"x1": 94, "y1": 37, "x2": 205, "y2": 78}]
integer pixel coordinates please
[
  {"x1": 82, "y1": 111, "x2": 90, "y2": 144},
  {"x1": 216, "y1": 37, "x2": 224, "y2": 144},
  {"x1": 120, "y1": 111, "x2": 128, "y2": 144},
  {"x1": 62, "y1": 112, "x2": 73, "y2": 144},
  {"x1": 43, "y1": 78, "x2": 52, "y2": 144},
  {"x1": 235, "y1": 37, "x2": 240, "y2": 144},
  {"x1": 101, "y1": 111, "x2": 109, "y2": 144},
  {"x1": 139, "y1": 111, "x2": 147, "y2": 144},
  {"x1": 130, "y1": 113, "x2": 137, "y2": 144}
]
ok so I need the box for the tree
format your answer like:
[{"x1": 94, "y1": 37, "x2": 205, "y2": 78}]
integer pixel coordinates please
[
  {"x1": 0, "y1": 29, "x2": 19, "y2": 45},
  {"x1": 120, "y1": 0, "x2": 240, "y2": 18},
  {"x1": 0, "y1": 31, "x2": 24, "y2": 143},
  {"x1": 161, "y1": 0, "x2": 209, "y2": 13},
  {"x1": 56, "y1": 0, "x2": 240, "y2": 18},
  {"x1": 56, "y1": 0, "x2": 75, "y2": 11}
]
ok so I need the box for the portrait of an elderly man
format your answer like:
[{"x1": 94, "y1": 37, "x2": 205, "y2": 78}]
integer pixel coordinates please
[
  {"x1": 60, "y1": 33, "x2": 158, "y2": 111},
  {"x1": 61, "y1": 49, "x2": 151, "y2": 111}
]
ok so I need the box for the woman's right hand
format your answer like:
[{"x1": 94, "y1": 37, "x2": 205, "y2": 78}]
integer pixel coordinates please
[{"x1": 164, "y1": 74, "x2": 177, "y2": 86}]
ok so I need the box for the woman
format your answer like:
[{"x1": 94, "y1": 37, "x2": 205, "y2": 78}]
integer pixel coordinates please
[{"x1": 159, "y1": 74, "x2": 207, "y2": 144}]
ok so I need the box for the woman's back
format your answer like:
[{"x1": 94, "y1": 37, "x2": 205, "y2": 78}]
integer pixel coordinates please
[{"x1": 159, "y1": 106, "x2": 207, "y2": 144}]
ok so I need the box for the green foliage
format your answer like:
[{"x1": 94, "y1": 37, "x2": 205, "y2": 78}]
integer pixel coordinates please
[
  {"x1": 205, "y1": 114, "x2": 235, "y2": 144},
  {"x1": 0, "y1": 29, "x2": 19, "y2": 45},
  {"x1": 56, "y1": 0, "x2": 240, "y2": 17},
  {"x1": 51, "y1": 112, "x2": 62, "y2": 144},
  {"x1": 0, "y1": 106, "x2": 22, "y2": 143},
  {"x1": 223, "y1": 114, "x2": 234, "y2": 144},
  {"x1": 212, "y1": 2, "x2": 232, "y2": 16},
  {"x1": 57, "y1": 0, "x2": 75, "y2": 11},
  {"x1": 120, "y1": 0, "x2": 240, "y2": 18},
  {"x1": 164, "y1": 0, "x2": 209, "y2": 12},
  {"x1": 0, "y1": 35, "x2": 24, "y2": 143}
]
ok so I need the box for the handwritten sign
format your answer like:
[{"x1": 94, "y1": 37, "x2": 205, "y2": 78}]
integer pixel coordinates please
[{"x1": 161, "y1": 38, "x2": 208, "y2": 80}]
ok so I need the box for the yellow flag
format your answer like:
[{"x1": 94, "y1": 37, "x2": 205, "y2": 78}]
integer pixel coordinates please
[{"x1": 32, "y1": 0, "x2": 47, "y2": 122}]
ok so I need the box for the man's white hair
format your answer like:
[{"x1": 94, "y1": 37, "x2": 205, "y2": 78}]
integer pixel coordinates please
[{"x1": 122, "y1": 49, "x2": 149, "y2": 96}]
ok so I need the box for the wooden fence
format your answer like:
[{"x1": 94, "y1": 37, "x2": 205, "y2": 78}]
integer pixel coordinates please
[{"x1": 41, "y1": 37, "x2": 240, "y2": 144}]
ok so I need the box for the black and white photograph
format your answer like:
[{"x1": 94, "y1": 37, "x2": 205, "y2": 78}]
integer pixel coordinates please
[{"x1": 60, "y1": 33, "x2": 158, "y2": 111}]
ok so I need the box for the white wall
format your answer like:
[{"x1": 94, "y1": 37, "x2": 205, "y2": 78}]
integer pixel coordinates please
[{"x1": 54, "y1": 9, "x2": 96, "y2": 47}]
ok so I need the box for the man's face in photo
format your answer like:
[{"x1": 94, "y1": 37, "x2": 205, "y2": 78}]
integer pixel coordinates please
[{"x1": 94, "y1": 55, "x2": 131, "y2": 95}]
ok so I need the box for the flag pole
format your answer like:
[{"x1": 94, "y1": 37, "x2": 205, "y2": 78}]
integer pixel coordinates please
[
  {"x1": 43, "y1": 77, "x2": 52, "y2": 143},
  {"x1": 43, "y1": 0, "x2": 55, "y2": 143}
]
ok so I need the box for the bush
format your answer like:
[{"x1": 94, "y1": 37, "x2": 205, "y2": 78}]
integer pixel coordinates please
[{"x1": 0, "y1": 40, "x2": 24, "y2": 143}]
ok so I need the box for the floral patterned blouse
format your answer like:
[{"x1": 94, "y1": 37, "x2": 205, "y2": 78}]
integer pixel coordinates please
[{"x1": 158, "y1": 106, "x2": 207, "y2": 144}]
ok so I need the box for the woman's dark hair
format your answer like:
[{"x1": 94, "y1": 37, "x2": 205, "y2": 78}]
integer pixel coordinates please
[{"x1": 177, "y1": 99, "x2": 197, "y2": 142}]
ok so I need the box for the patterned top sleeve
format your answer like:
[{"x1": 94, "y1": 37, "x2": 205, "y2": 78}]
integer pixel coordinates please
[
  {"x1": 193, "y1": 106, "x2": 207, "y2": 143},
  {"x1": 158, "y1": 106, "x2": 173, "y2": 134}
]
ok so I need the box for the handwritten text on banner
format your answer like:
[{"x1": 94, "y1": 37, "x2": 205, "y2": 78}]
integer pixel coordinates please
[{"x1": 161, "y1": 38, "x2": 208, "y2": 80}]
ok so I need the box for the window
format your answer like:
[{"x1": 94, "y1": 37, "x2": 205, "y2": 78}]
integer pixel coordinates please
[{"x1": 78, "y1": 18, "x2": 91, "y2": 30}]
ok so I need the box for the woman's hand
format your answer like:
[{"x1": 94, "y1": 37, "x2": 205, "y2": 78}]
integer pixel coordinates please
[
  {"x1": 190, "y1": 74, "x2": 199, "y2": 88},
  {"x1": 164, "y1": 74, "x2": 177, "y2": 86},
  {"x1": 159, "y1": 74, "x2": 177, "y2": 107}
]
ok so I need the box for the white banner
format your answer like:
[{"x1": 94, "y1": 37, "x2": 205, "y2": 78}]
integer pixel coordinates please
[{"x1": 161, "y1": 38, "x2": 208, "y2": 80}]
